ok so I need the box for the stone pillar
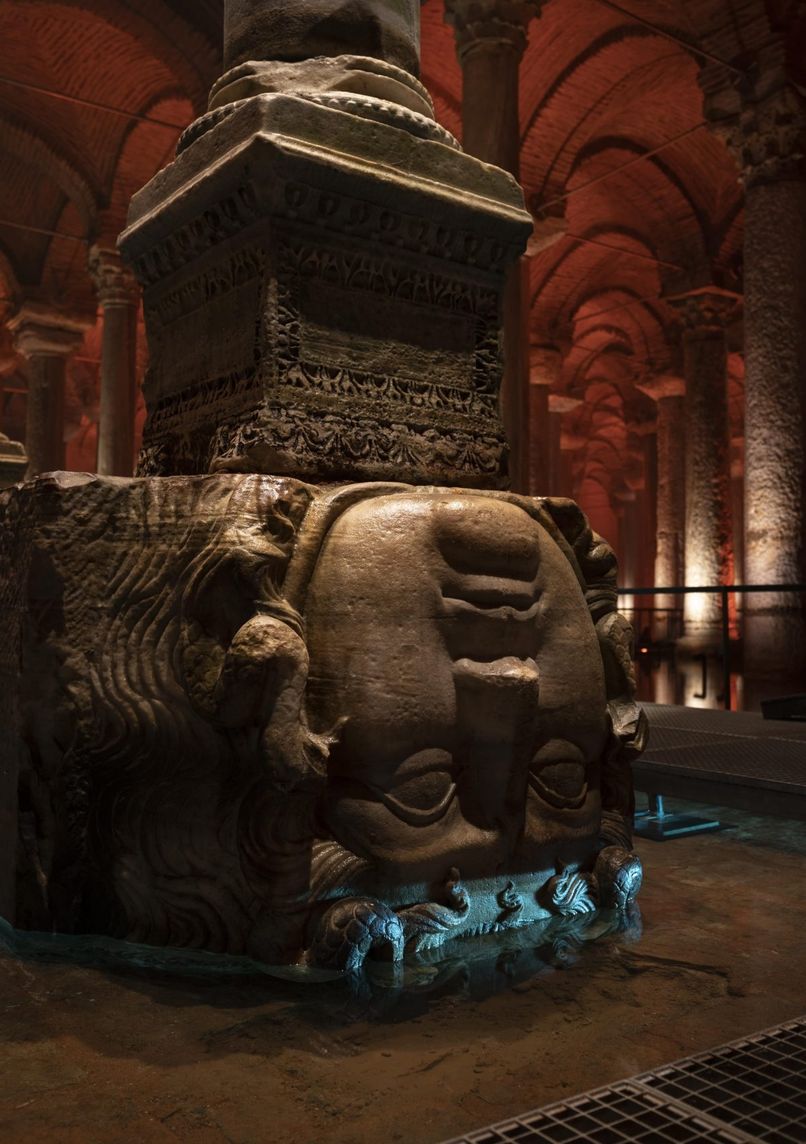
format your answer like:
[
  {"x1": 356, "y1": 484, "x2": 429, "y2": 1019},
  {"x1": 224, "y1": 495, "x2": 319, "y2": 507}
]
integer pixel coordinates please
[
  {"x1": 549, "y1": 393, "x2": 582, "y2": 497},
  {"x1": 668, "y1": 290, "x2": 737, "y2": 644},
  {"x1": 209, "y1": 1, "x2": 435, "y2": 126},
  {"x1": 89, "y1": 245, "x2": 140, "y2": 477},
  {"x1": 528, "y1": 344, "x2": 561, "y2": 494},
  {"x1": 223, "y1": 0, "x2": 422, "y2": 77},
  {"x1": 707, "y1": 77, "x2": 806, "y2": 693},
  {"x1": 8, "y1": 305, "x2": 88, "y2": 479},
  {"x1": 445, "y1": 0, "x2": 542, "y2": 493},
  {"x1": 638, "y1": 375, "x2": 686, "y2": 637}
]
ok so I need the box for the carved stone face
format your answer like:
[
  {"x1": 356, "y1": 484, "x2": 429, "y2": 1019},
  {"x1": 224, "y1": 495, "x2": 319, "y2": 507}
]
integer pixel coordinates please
[{"x1": 304, "y1": 492, "x2": 608, "y2": 884}]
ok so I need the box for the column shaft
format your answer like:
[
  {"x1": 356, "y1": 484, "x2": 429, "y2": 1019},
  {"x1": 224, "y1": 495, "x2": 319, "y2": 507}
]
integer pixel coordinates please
[
  {"x1": 528, "y1": 381, "x2": 549, "y2": 494},
  {"x1": 528, "y1": 344, "x2": 561, "y2": 494},
  {"x1": 654, "y1": 394, "x2": 686, "y2": 593},
  {"x1": 223, "y1": 0, "x2": 422, "y2": 75},
  {"x1": 97, "y1": 303, "x2": 138, "y2": 476},
  {"x1": 460, "y1": 39, "x2": 521, "y2": 175},
  {"x1": 90, "y1": 245, "x2": 141, "y2": 478},
  {"x1": 446, "y1": 0, "x2": 541, "y2": 493},
  {"x1": 743, "y1": 176, "x2": 806, "y2": 683},
  {"x1": 703, "y1": 67, "x2": 806, "y2": 698},
  {"x1": 24, "y1": 355, "x2": 67, "y2": 477},
  {"x1": 683, "y1": 327, "x2": 733, "y2": 638}
]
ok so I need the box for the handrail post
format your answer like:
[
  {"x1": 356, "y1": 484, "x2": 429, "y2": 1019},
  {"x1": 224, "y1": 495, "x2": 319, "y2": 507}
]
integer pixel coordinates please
[{"x1": 720, "y1": 585, "x2": 731, "y2": 711}]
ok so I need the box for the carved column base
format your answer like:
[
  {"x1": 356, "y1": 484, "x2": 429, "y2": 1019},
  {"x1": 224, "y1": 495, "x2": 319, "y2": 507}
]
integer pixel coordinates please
[{"x1": 120, "y1": 94, "x2": 532, "y2": 488}]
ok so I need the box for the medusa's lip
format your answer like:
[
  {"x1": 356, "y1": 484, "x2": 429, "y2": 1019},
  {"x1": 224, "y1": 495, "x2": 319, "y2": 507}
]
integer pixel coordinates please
[{"x1": 529, "y1": 740, "x2": 588, "y2": 808}]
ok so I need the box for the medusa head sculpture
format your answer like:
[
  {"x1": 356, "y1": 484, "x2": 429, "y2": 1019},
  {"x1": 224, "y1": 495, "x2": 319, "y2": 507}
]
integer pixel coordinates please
[{"x1": 0, "y1": 473, "x2": 646, "y2": 970}]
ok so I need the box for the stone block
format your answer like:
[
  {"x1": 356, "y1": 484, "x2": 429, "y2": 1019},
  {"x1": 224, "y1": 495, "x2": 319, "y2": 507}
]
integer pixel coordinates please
[{"x1": 0, "y1": 472, "x2": 644, "y2": 967}]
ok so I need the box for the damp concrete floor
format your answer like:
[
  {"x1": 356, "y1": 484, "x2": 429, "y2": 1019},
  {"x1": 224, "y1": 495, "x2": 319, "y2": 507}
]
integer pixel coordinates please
[{"x1": 2, "y1": 801, "x2": 806, "y2": 1144}]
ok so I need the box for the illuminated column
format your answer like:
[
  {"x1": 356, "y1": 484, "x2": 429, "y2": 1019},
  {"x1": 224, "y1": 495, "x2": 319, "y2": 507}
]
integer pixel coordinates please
[
  {"x1": 636, "y1": 423, "x2": 658, "y2": 590},
  {"x1": 528, "y1": 344, "x2": 561, "y2": 494},
  {"x1": 89, "y1": 245, "x2": 140, "y2": 477},
  {"x1": 707, "y1": 74, "x2": 806, "y2": 691},
  {"x1": 445, "y1": 0, "x2": 542, "y2": 492},
  {"x1": 638, "y1": 375, "x2": 686, "y2": 634},
  {"x1": 8, "y1": 304, "x2": 88, "y2": 478},
  {"x1": 731, "y1": 443, "x2": 745, "y2": 591},
  {"x1": 669, "y1": 290, "x2": 737, "y2": 643}
]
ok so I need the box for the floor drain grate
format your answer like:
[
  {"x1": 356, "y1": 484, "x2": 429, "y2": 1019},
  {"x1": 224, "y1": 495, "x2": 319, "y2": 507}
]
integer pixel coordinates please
[
  {"x1": 639, "y1": 1019, "x2": 806, "y2": 1142},
  {"x1": 441, "y1": 1018, "x2": 806, "y2": 1143}
]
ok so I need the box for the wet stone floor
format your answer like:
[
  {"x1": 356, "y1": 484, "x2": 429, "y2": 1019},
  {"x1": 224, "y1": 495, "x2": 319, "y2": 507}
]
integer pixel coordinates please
[{"x1": 2, "y1": 802, "x2": 806, "y2": 1144}]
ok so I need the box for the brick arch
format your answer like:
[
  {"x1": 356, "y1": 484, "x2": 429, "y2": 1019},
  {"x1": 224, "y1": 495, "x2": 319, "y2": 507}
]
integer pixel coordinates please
[
  {"x1": 521, "y1": 26, "x2": 697, "y2": 199},
  {"x1": 103, "y1": 93, "x2": 194, "y2": 238},
  {"x1": 0, "y1": 114, "x2": 98, "y2": 230},
  {"x1": 573, "y1": 288, "x2": 670, "y2": 373},
  {"x1": 529, "y1": 228, "x2": 664, "y2": 344},
  {"x1": 21, "y1": 0, "x2": 218, "y2": 114},
  {"x1": 564, "y1": 141, "x2": 711, "y2": 287}
]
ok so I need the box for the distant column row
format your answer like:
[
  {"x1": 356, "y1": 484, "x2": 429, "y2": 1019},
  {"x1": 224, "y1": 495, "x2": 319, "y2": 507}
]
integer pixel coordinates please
[{"x1": 2, "y1": 245, "x2": 140, "y2": 481}]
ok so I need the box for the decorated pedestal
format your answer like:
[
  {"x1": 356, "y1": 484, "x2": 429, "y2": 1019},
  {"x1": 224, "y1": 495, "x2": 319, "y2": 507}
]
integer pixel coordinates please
[{"x1": 0, "y1": 0, "x2": 646, "y2": 971}]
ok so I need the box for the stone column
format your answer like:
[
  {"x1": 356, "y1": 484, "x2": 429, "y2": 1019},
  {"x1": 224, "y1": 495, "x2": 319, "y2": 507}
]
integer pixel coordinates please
[
  {"x1": 445, "y1": 0, "x2": 542, "y2": 493},
  {"x1": 223, "y1": 0, "x2": 422, "y2": 77},
  {"x1": 8, "y1": 305, "x2": 88, "y2": 479},
  {"x1": 528, "y1": 343, "x2": 561, "y2": 494},
  {"x1": 707, "y1": 78, "x2": 806, "y2": 692},
  {"x1": 638, "y1": 375, "x2": 686, "y2": 636},
  {"x1": 548, "y1": 393, "x2": 582, "y2": 497},
  {"x1": 668, "y1": 290, "x2": 737, "y2": 644},
  {"x1": 89, "y1": 245, "x2": 140, "y2": 477}
]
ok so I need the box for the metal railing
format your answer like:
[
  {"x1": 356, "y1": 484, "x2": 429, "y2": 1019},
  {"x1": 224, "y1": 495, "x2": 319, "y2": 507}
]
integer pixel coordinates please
[{"x1": 618, "y1": 583, "x2": 806, "y2": 711}]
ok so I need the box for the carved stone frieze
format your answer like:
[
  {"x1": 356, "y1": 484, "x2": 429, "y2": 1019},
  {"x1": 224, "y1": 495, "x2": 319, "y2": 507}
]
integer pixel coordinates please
[
  {"x1": 0, "y1": 474, "x2": 644, "y2": 966},
  {"x1": 120, "y1": 93, "x2": 531, "y2": 486}
]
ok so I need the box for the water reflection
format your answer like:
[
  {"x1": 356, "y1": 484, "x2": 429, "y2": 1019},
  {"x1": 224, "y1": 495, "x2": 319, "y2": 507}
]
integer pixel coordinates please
[
  {"x1": 635, "y1": 648, "x2": 743, "y2": 711},
  {"x1": 0, "y1": 908, "x2": 642, "y2": 1023}
]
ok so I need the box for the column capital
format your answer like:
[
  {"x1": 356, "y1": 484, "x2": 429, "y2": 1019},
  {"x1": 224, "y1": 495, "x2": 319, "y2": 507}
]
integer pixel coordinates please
[
  {"x1": 702, "y1": 41, "x2": 806, "y2": 188},
  {"x1": 444, "y1": 0, "x2": 543, "y2": 60},
  {"x1": 89, "y1": 245, "x2": 140, "y2": 307},
  {"x1": 8, "y1": 303, "x2": 90, "y2": 359},
  {"x1": 666, "y1": 287, "x2": 741, "y2": 335},
  {"x1": 714, "y1": 86, "x2": 806, "y2": 188},
  {"x1": 636, "y1": 374, "x2": 686, "y2": 401}
]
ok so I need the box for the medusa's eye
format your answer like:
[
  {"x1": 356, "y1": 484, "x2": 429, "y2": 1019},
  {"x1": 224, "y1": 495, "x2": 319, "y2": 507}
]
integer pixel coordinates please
[{"x1": 529, "y1": 740, "x2": 589, "y2": 809}]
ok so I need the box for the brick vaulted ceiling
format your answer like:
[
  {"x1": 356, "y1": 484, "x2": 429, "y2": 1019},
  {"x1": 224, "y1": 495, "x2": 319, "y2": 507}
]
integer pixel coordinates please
[
  {"x1": 0, "y1": 0, "x2": 801, "y2": 513},
  {"x1": 0, "y1": 0, "x2": 219, "y2": 315}
]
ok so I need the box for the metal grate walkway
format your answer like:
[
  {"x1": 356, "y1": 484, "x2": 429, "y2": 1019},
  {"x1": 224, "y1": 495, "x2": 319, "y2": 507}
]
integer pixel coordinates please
[
  {"x1": 634, "y1": 704, "x2": 806, "y2": 821},
  {"x1": 441, "y1": 1017, "x2": 806, "y2": 1143}
]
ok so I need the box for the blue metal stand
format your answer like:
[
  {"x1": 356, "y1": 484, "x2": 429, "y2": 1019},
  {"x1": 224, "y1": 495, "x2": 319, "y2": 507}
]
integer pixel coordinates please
[{"x1": 634, "y1": 794, "x2": 727, "y2": 841}]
